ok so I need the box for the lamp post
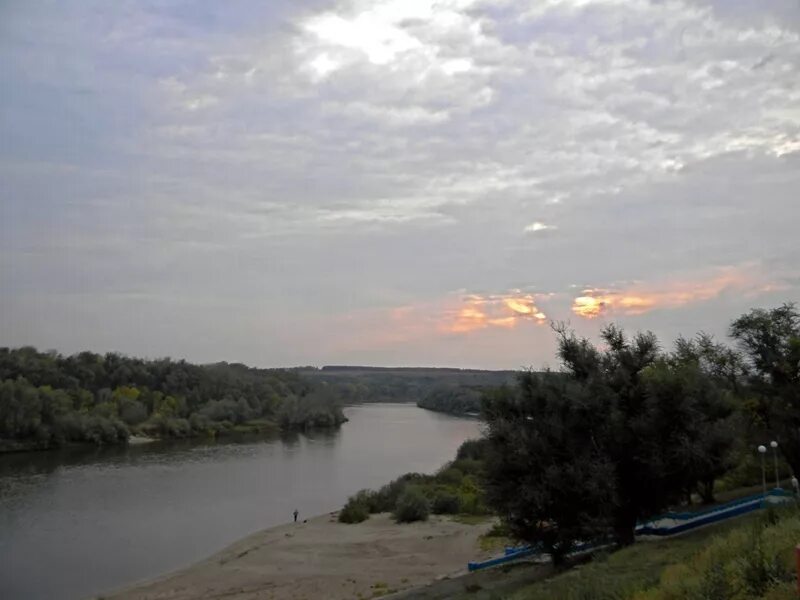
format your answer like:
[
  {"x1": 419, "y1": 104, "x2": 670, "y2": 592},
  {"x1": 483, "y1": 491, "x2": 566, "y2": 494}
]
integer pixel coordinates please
[
  {"x1": 758, "y1": 445, "x2": 768, "y2": 498},
  {"x1": 771, "y1": 441, "x2": 780, "y2": 489}
]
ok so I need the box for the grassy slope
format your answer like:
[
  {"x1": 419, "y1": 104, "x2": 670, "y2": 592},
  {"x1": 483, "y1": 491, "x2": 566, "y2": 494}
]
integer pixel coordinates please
[
  {"x1": 506, "y1": 506, "x2": 800, "y2": 600},
  {"x1": 398, "y1": 500, "x2": 800, "y2": 600},
  {"x1": 506, "y1": 524, "x2": 746, "y2": 600}
]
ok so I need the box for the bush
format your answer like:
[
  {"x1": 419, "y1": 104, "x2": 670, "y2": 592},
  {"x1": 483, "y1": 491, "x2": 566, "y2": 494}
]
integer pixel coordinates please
[
  {"x1": 394, "y1": 488, "x2": 430, "y2": 523},
  {"x1": 459, "y1": 492, "x2": 489, "y2": 515},
  {"x1": 737, "y1": 527, "x2": 785, "y2": 596},
  {"x1": 351, "y1": 489, "x2": 381, "y2": 513},
  {"x1": 432, "y1": 492, "x2": 461, "y2": 515},
  {"x1": 139, "y1": 415, "x2": 191, "y2": 438},
  {"x1": 436, "y1": 466, "x2": 464, "y2": 486},
  {"x1": 626, "y1": 507, "x2": 800, "y2": 600},
  {"x1": 188, "y1": 413, "x2": 214, "y2": 433},
  {"x1": 119, "y1": 399, "x2": 147, "y2": 425},
  {"x1": 457, "y1": 438, "x2": 488, "y2": 461},
  {"x1": 450, "y1": 458, "x2": 483, "y2": 477},
  {"x1": 370, "y1": 473, "x2": 433, "y2": 513},
  {"x1": 698, "y1": 561, "x2": 733, "y2": 599},
  {"x1": 339, "y1": 495, "x2": 370, "y2": 524}
]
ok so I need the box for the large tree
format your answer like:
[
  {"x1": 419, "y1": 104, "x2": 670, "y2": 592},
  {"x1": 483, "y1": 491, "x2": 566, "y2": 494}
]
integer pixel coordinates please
[
  {"x1": 483, "y1": 324, "x2": 736, "y2": 556},
  {"x1": 482, "y1": 374, "x2": 616, "y2": 563},
  {"x1": 730, "y1": 303, "x2": 800, "y2": 474}
]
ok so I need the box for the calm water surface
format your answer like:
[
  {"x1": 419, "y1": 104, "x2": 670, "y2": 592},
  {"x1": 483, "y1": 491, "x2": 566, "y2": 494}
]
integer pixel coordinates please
[{"x1": 0, "y1": 404, "x2": 482, "y2": 600}]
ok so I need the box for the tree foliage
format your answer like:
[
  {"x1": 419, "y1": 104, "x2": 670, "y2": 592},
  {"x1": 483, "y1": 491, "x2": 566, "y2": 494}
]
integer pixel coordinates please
[
  {"x1": 483, "y1": 372, "x2": 616, "y2": 562},
  {"x1": 730, "y1": 303, "x2": 800, "y2": 474},
  {"x1": 393, "y1": 488, "x2": 431, "y2": 523},
  {"x1": 417, "y1": 385, "x2": 484, "y2": 415},
  {"x1": 0, "y1": 346, "x2": 344, "y2": 450},
  {"x1": 483, "y1": 324, "x2": 739, "y2": 558}
]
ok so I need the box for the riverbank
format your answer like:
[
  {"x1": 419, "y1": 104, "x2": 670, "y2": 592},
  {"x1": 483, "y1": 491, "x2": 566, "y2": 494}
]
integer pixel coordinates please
[
  {"x1": 106, "y1": 512, "x2": 495, "y2": 600},
  {"x1": 0, "y1": 417, "x2": 348, "y2": 455}
]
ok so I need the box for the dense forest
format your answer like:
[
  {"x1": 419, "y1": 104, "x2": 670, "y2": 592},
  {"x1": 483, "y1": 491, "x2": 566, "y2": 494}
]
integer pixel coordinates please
[
  {"x1": 297, "y1": 366, "x2": 516, "y2": 408},
  {"x1": 416, "y1": 385, "x2": 487, "y2": 415},
  {"x1": 0, "y1": 348, "x2": 346, "y2": 452}
]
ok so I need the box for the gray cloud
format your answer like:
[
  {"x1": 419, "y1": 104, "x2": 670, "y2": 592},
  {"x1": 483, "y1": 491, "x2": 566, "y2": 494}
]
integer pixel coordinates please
[{"x1": 1, "y1": 0, "x2": 798, "y2": 368}]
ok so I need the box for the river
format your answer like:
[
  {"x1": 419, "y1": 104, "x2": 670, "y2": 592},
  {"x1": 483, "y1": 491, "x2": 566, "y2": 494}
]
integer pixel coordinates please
[{"x1": 0, "y1": 404, "x2": 482, "y2": 600}]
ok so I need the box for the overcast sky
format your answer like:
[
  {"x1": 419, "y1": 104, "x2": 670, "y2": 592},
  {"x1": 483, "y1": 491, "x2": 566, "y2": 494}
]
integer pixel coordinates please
[{"x1": 1, "y1": 0, "x2": 798, "y2": 369}]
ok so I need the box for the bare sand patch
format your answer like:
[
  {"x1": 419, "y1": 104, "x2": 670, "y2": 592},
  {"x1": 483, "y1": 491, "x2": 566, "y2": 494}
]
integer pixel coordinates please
[{"x1": 106, "y1": 513, "x2": 495, "y2": 600}]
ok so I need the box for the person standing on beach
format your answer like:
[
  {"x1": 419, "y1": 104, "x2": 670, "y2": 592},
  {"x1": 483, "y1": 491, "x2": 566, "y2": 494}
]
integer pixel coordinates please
[{"x1": 293, "y1": 509, "x2": 299, "y2": 523}]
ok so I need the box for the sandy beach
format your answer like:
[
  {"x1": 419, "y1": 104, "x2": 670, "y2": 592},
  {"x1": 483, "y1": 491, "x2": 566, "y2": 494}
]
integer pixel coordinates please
[{"x1": 106, "y1": 513, "x2": 496, "y2": 600}]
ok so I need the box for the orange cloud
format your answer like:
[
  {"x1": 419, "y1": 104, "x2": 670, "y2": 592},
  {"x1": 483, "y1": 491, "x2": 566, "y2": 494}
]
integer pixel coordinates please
[
  {"x1": 571, "y1": 266, "x2": 777, "y2": 319},
  {"x1": 572, "y1": 295, "x2": 610, "y2": 318},
  {"x1": 442, "y1": 293, "x2": 548, "y2": 334}
]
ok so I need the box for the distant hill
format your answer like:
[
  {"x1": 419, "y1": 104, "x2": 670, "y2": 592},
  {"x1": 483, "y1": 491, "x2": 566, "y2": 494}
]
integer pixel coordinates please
[
  {"x1": 317, "y1": 365, "x2": 515, "y2": 374},
  {"x1": 295, "y1": 366, "x2": 518, "y2": 412}
]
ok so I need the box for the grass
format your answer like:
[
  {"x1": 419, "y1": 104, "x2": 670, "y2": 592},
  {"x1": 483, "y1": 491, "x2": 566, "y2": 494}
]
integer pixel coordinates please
[{"x1": 503, "y1": 505, "x2": 800, "y2": 600}]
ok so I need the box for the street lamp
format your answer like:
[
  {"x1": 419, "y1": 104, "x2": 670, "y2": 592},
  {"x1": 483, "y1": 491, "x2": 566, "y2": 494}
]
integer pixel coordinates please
[
  {"x1": 758, "y1": 445, "x2": 768, "y2": 498},
  {"x1": 771, "y1": 441, "x2": 780, "y2": 489}
]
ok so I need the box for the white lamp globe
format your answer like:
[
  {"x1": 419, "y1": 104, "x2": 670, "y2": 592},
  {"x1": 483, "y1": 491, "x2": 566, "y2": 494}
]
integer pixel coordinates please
[
  {"x1": 758, "y1": 445, "x2": 767, "y2": 454},
  {"x1": 771, "y1": 441, "x2": 778, "y2": 449}
]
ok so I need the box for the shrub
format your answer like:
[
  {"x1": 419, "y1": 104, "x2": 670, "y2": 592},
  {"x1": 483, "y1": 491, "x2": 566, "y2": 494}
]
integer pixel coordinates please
[
  {"x1": 436, "y1": 466, "x2": 464, "y2": 486},
  {"x1": 351, "y1": 489, "x2": 381, "y2": 513},
  {"x1": 737, "y1": 527, "x2": 785, "y2": 596},
  {"x1": 119, "y1": 399, "x2": 147, "y2": 426},
  {"x1": 339, "y1": 494, "x2": 370, "y2": 524},
  {"x1": 371, "y1": 473, "x2": 433, "y2": 513},
  {"x1": 432, "y1": 492, "x2": 461, "y2": 515},
  {"x1": 456, "y1": 438, "x2": 488, "y2": 461},
  {"x1": 394, "y1": 488, "x2": 430, "y2": 523},
  {"x1": 163, "y1": 417, "x2": 191, "y2": 438},
  {"x1": 698, "y1": 561, "x2": 733, "y2": 600},
  {"x1": 370, "y1": 479, "x2": 407, "y2": 513},
  {"x1": 459, "y1": 492, "x2": 489, "y2": 515},
  {"x1": 139, "y1": 415, "x2": 191, "y2": 438},
  {"x1": 450, "y1": 458, "x2": 483, "y2": 477},
  {"x1": 188, "y1": 413, "x2": 214, "y2": 433}
]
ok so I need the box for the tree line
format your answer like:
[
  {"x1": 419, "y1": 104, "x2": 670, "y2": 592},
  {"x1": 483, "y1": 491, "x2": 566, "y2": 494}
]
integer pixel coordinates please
[
  {"x1": 0, "y1": 348, "x2": 346, "y2": 451},
  {"x1": 416, "y1": 385, "x2": 485, "y2": 415},
  {"x1": 298, "y1": 366, "x2": 516, "y2": 405},
  {"x1": 482, "y1": 303, "x2": 800, "y2": 562}
]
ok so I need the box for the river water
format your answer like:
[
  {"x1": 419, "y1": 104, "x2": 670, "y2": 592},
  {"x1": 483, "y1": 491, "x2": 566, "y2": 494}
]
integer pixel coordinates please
[{"x1": 0, "y1": 404, "x2": 482, "y2": 600}]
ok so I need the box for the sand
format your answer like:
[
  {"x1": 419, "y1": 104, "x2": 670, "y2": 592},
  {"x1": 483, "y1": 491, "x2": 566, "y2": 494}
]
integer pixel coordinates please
[{"x1": 106, "y1": 513, "x2": 495, "y2": 600}]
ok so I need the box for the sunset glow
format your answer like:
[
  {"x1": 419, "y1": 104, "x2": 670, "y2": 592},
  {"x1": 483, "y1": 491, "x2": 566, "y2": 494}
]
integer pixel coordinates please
[
  {"x1": 572, "y1": 295, "x2": 609, "y2": 319},
  {"x1": 2, "y1": 0, "x2": 796, "y2": 370},
  {"x1": 442, "y1": 293, "x2": 548, "y2": 334},
  {"x1": 571, "y1": 267, "x2": 777, "y2": 319}
]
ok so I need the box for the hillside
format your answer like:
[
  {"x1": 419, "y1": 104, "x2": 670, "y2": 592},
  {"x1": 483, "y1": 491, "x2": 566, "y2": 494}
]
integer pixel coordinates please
[{"x1": 296, "y1": 366, "x2": 516, "y2": 409}]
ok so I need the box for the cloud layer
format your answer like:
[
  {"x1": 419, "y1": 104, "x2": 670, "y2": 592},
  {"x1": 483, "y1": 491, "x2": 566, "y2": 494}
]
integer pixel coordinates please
[{"x1": 0, "y1": 0, "x2": 798, "y2": 368}]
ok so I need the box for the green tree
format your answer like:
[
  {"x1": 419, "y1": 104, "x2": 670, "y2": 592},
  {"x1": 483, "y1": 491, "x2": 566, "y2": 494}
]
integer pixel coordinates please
[
  {"x1": 642, "y1": 359, "x2": 737, "y2": 504},
  {"x1": 483, "y1": 373, "x2": 616, "y2": 563},
  {"x1": 730, "y1": 303, "x2": 800, "y2": 474},
  {"x1": 484, "y1": 324, "x2": 737, "y2": 556},
  {"x1": 0, "y1": 345, "x2": 347, "y2": 448}
]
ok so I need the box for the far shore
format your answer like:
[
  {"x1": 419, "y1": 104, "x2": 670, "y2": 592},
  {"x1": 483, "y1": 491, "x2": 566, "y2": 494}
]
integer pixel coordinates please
[
  {"x1": 127, "y1": 435, "x2": 158, "y2": 445},
  {"x1": 105, "y1": 512, "x2": 496, "y2": 600}
]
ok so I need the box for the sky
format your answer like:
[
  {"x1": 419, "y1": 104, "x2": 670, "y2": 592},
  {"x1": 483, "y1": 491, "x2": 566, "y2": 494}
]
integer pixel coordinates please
[{"x1": 1, "y1": 0, "x2": 798, "y2": 370}]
